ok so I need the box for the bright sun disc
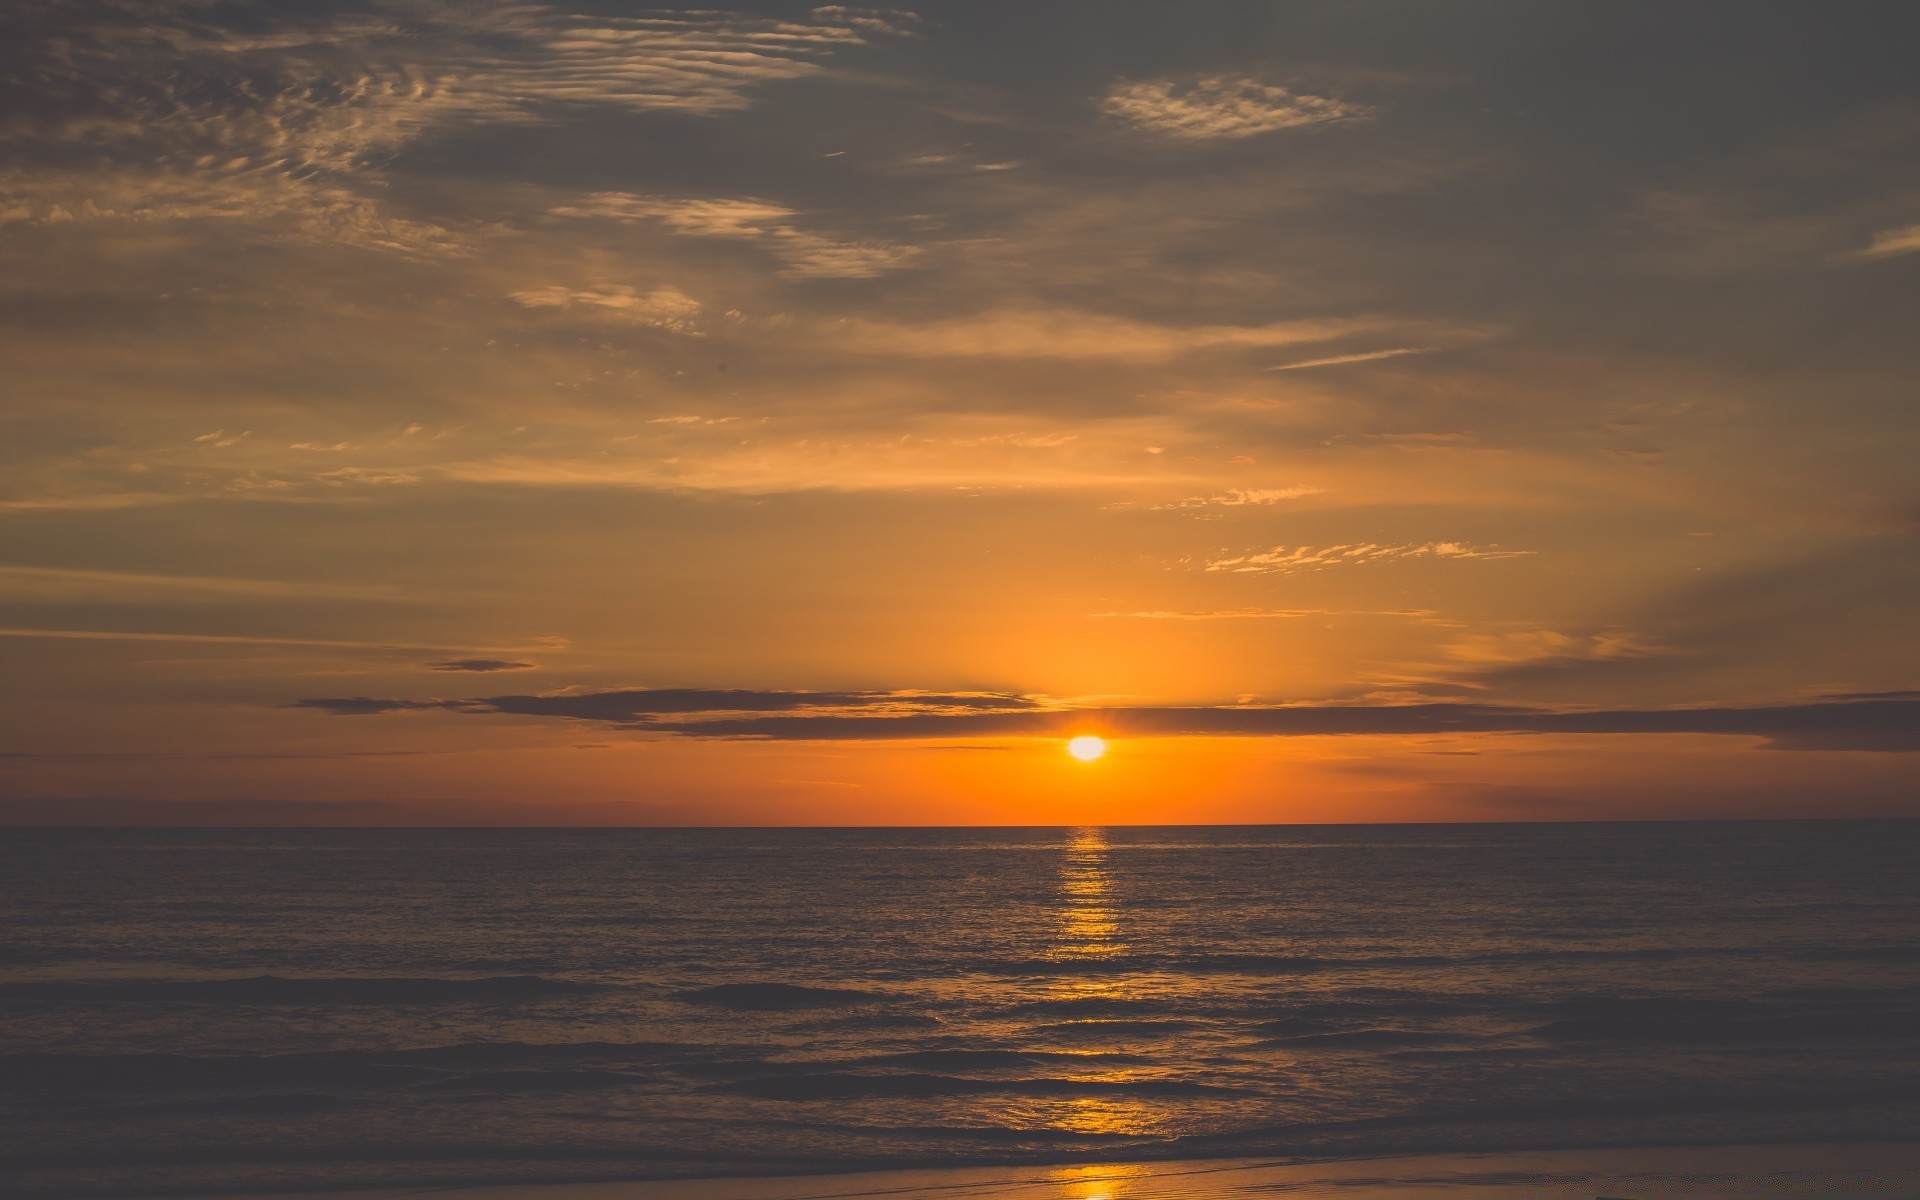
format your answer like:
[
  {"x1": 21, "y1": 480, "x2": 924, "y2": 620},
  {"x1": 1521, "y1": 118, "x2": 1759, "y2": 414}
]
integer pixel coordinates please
[{"x1": 1067, "y1": 736, "x2": 1107, "y2": 762}]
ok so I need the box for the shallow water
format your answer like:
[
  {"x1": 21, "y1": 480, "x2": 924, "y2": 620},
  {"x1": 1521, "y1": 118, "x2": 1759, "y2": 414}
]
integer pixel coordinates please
[{"x1": 3, "y1": 823, "x2": 1918, "y2": 1197}]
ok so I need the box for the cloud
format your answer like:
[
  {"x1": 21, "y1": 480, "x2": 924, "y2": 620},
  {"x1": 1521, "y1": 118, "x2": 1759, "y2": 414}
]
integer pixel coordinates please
[
  {"x1": 1206, "y1": 542, "x2": 1535, "y2": 574},
  {"x1": 424, "y1": 659, "x2": 537, "y2": 673},
  {"x1": 1265, "y1": 347, "x2": 1430, "y2": 370},
  {"x1": 1093, "y1": 608, "x2": 1439, "y2": 621},
  {"x1": 290, "y1": 696, "x2": 445, "y2": 715},
  {"x1": 1849, "y1": 222, "x2": 1920, "y2": 260},
  {"x1": 508, "y1": 285, "x2": 703, "y2": 331},
  {"x1": 428, "y1": 413, "x2": 1194, "y2": 494},
  {"x1": 292, "y1": 686, "x2": 1920, "y2": 752},
  {"x1": 0, "y1": 3, "x2": 911, "y2": 252},
  {"x1": 1442, "y1": 627, "x2": 1666, "y2": 666},
  {"x1": 1101, "y1": 76, "x2": 1368, "y2": 140},
  {"x1": 549, "y1": 193, "x2": 921, "y2": 278},
  {"x1": 0, "y1": 627, "x2": 520, "y2": 654},
  {"x1": 0, "y1": 565, "x2": 401, "y2": 602},
  {"x1": 1150, "y1": 486, "x2": 1322, "y2": 510},
  {"x1": 295, "y1": 688, "x2": 1038, "y2": 723},
  {"x1": 827, "y1": 311, "x2": 1393, "y2": 361}
]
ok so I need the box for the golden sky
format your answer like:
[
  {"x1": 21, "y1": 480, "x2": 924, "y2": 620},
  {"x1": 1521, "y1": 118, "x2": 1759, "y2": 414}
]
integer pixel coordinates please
[{"x1": 3, "y1": 2, "x2": 1917, "y2": 823}]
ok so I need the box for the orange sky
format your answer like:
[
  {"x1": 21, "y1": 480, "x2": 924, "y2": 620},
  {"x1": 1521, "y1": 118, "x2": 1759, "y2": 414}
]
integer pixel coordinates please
[{"x1": 2, "y1": 3, "x2": 1917, "y2": 823}]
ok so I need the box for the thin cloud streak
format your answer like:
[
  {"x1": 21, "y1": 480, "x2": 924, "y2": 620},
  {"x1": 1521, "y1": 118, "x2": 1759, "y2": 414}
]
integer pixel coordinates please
[
  {"x1": 0, "y1": 565, "x2": 406, "y2": 602},
  {"x1": 827, "y1": 311, "x2": 1404, "y2": 362},
  {"x1": 1265, "y1": 347, "x2": 1430, "y2": 370},
  {"x1": 0, "y1": 627, "x2": 539, "y2": 655},
  {"x1": 295, "y1": 688, "x2": 1037, "y2": 719},
  {"x1": 1207, "y1": 543, "x2": 1536, "y2": 574},
  {"x1": 1093, "y1": 608, "x2": 1440, "y2": 621}
]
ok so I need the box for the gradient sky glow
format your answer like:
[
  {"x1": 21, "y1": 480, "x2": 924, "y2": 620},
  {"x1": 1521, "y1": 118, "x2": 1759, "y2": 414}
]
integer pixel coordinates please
[{"x1": 4, "y1": 1, "x2": 1918, "y2": 824}]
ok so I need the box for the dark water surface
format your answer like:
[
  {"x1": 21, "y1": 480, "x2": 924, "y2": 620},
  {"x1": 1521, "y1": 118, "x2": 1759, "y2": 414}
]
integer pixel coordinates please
[{"x1": 3, "y1": 823, "x2": 1917, "y2": 1197}]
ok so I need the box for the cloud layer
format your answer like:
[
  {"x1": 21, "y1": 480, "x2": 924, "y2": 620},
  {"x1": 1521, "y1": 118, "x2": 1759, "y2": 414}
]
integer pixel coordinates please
[
  {"x1": 3, "y1": 3, "x2": 1918, "y2": 821},
  {"x1": 294, "y1": 687, "x2": 1920, "y2": 752}
]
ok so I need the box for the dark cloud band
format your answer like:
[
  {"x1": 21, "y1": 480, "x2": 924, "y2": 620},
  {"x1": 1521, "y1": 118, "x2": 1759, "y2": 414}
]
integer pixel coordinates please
[{"x1": 293, "y1": 689, "x2": 1920, "y2": 751}]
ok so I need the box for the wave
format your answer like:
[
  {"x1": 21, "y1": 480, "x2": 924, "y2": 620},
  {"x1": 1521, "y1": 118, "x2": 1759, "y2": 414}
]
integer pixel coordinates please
[
  {"x1": 0, "y1": 974, "x2": 600, "y2": 1006},
  {"x1": 968, "y1": 945, "x2": 1761, "y2": 979},
  {"x1": 1259, "y1": 1027, "x2": 1460, "y2": 1049},
  {"x1": 1530, "y1": 1004, "x2": 1920, "y2": 1045},
  {"x1": 0, "y1": 1040, "x2": 708, "y2": 1094},
  {"x1": 677, "y1": 982, "x2": 885, "y2": 1010},
  {"x1": 1005, "y1": 996, "x2": 1173, "y2": 1018},
  {"x1": 717, "y1": 1072, "x2": 1232, "y2": 1101},
  {"x1": 416, "y1": 1068, "x2": 647, "y2": 1093},
  {"x1": 1033, "y1": 1018, "x2": 1204, "y2": 1039},
  {"x1": 1172, "y1": 1079, "x2": 1920, "y2": 1154},
  {"x1": 855, "y1": 1048, "x2": 1147, "y2": 1070}
]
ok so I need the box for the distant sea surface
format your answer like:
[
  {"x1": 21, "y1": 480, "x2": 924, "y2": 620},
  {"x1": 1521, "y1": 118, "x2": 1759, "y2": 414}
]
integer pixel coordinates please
[{"x1": 4, "y1": 823, "x2": 1918, "y2": 1198}]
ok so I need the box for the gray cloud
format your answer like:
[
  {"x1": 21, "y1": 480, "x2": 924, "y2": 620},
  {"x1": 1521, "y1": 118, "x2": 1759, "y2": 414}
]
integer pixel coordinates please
[
  {"x1": 424, "y1": 659, "x2": 537, "y2": 673},
  {"x1": 295, "y1": 688, "x2": 1039, "y2": 722},
  {"x1": 293, "y1": 687, "x2": 1920, "y2": 752}
]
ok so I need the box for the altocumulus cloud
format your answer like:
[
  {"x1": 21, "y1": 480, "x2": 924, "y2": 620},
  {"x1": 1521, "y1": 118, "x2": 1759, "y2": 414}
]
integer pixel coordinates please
[
  {"x1": 1102, "y1": 75, "x2": 1369, "y2": 140},
  {"x1": 0, "y1": 2, "x2": 915, "y2": 252},
  {"x1": 293, "y1": 688, "x2": 1920, "y2": 752}
]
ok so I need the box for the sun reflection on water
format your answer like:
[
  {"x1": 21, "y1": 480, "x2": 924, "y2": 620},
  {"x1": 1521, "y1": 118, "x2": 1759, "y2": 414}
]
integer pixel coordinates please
[
  {"x1": 1021, "y1": 827, "x2": 1160, "y2": 1140},
  {"x1": 1044, "y1": 1161, "x2": 1153, "y2": 1199},
  {"x1": 1052, "y1": 826, "x2": 1123, "y2": 961}
]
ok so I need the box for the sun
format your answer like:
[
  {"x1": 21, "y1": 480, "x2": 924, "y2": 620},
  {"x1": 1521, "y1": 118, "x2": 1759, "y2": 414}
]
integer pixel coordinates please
[{"x1": 1066, "y1": 735, "x2": 1108, "y2": 762}]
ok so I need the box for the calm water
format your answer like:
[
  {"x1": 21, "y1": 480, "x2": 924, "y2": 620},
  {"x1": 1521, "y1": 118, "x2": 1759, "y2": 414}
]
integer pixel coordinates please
[{"x1": 3, "y1": 823, "x2": 1918, "y2": 1197}]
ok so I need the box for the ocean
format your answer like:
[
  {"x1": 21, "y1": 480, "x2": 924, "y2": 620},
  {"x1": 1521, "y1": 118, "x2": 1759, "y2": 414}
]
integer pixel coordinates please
[{"x1": 3, "y1": 822, "x2": 1917, "y2": 1198}]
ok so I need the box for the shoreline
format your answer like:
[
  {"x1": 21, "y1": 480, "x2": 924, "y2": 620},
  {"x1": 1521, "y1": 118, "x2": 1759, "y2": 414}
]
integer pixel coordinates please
[{"x1": 196, "y1": 1142, "x2": 1920, "y2": 1200}]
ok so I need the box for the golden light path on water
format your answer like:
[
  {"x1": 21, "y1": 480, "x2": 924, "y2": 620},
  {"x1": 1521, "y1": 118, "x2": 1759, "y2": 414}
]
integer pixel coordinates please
[{"x1": 1004, "y1": 828, "x2": 1161, "y2": 1146}]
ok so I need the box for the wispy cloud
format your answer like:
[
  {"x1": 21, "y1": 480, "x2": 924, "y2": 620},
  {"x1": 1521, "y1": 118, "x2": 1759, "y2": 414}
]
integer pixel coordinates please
[
  {"x1": 1150, "y1": 486, "x2": 1322, "y2": 509},
  {"x1": 0, "y1": 627, "x2": 528, "y2": 654},
  {"x1": 828, "y1": 311, "x2": 1390, "y2": 361},
  {"x1": 1206, "y1": 542, "x2": 1535, "y2": 574},
  {"x1": 508, "y1": 285, "x2": 703, "y2": 332},
  {"x1": 1848, "y1": 221, "x2": 1920, "y2": 260},
  {"x1": 0, "y1": 565, "x2": 401, "y2": 602},
  {"x1": 424, "y1": 659, "x2": 538, "y2": 673},
  {"x1": 1093, "y1": 608, "x2": 1439, "y2": 621},
  {"x1": 1102, "y1": 75, "x2": 1368, "y2": 140},
  {"x1": 1265, "y1": 347, "x2": 1430, "y2": 371},
  {"x1": 1442, "y1": 627, "x2": 1665, "y2": 666},
  {"x1": 549, "y1": 193, "x2": 921, "y2": 278}
]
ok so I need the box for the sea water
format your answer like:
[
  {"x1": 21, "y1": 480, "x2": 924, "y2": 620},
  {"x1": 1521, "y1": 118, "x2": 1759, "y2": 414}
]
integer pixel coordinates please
[{"x1": 3, "y1": 822, "x2": 1917, "y2": 1196}]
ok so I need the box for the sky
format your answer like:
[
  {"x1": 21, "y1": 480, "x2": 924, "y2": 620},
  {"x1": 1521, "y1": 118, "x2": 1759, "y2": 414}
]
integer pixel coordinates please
[{"x1": 3, "y1": 0, "x2": 1918, "y2": 825}]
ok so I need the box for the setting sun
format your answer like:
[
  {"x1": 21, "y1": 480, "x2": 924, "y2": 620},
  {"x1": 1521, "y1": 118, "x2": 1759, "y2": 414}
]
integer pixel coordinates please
[{"x1": 1067, "y1": 736, "x2": 1108, "y2": 762}]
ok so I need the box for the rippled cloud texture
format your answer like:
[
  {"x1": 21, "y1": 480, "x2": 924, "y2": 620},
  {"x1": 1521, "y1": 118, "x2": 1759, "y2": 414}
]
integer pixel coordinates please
[{"x1": 3, "y1": 2, "x2": 1917, "y2": 824}]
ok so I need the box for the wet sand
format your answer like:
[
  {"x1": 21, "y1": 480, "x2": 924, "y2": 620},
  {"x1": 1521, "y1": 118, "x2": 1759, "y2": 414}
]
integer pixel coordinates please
[{"x1": 209, "y1": 1142, "x2": 1920, "y2": 1200}]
